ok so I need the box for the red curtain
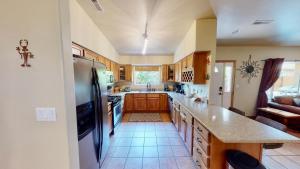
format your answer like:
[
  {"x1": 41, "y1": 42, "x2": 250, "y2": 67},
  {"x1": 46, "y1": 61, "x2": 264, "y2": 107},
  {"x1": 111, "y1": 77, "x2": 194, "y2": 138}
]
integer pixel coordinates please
[{"x1": 256, "y1": 58, "x2": 284, "y2": 108}]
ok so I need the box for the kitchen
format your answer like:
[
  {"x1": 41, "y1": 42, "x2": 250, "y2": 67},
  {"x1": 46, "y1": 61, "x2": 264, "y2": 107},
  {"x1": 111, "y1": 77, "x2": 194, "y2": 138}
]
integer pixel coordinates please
[{"x1": 2, "y1": 0, "x2": 300, "y2": 169}]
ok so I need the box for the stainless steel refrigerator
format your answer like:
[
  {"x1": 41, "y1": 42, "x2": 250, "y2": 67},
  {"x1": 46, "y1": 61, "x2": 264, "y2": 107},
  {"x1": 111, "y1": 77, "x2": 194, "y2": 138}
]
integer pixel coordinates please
[{"x1": 73, "y1": 55, "x2": 110, "y2": 169}]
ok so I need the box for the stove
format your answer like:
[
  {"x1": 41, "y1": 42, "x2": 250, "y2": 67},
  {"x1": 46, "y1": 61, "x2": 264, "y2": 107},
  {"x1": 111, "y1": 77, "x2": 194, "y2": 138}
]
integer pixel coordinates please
[{"x1": 107, "y1": 95, "x2": 122, "y2": 128}]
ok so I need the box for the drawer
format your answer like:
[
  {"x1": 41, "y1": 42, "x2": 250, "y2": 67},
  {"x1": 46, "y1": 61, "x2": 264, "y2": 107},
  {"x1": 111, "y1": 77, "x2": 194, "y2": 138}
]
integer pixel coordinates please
[
  {"x1": 147, "y1": 93, "x2": 160, "y2": 98},
  {"x1": 193, "y1": 144, "x2": 210, "y2": 168},
  {"x1": 134, "y1": 94, "x2": 146, "y2": 97},
  {"x1": 194, "y1": 120, "x2": 210, "y2": 142},
  {"x1": 193, "y1": 151, "x2": 208, "y2": 169},
  {"x1": 194, "y1": 130, "x2": 210, "y2": 155}
]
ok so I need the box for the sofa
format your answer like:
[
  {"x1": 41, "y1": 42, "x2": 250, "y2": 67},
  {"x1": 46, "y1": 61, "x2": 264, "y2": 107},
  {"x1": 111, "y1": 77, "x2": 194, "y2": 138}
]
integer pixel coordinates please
[{"x1": 264, "y1": 95, "x2": 300, "y2": 130}]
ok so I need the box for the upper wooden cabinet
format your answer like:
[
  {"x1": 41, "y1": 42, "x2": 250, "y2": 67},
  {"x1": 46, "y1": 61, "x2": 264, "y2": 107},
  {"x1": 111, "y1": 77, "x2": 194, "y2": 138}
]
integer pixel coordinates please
[
  {"x1": 125, "y1": 65, "x2": 132, "y2": 82},
  {"x1": 175, "y1": 51, "x2": 209, "y2": 84},
  {"x1": 84, "y1": 49, "x2": 97, "y2": 60},
  {"x1": 104, "y1": 58, "x2": 111, "y2": 71},
  {"x1": 175, "y1": 61, "x2": 182, "y2": 82},
  {"x1": 72, "y1": 43, "x2": 84, "y2": 56},
  {"x1": 162, "y1": 64, "x2": 175, "y2": 82}
]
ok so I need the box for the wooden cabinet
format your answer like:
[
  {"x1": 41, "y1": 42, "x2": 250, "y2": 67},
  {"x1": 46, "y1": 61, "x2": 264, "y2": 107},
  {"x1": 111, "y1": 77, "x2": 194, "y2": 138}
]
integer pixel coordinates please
[
  {"x1": 162, "y1": 65, "x2": 175, "y2": 82},
  {"x1": 119, "y1": 65, "x2": 132, "y2": 82},
  {"x1": 160, "y1": 94, "x2": 168, "y2": 111},
  {"x1": 175, "y1": 61, "x2": 182, "y2": 82},
  {"x1": 180, "y1": 51, "x2": 209, "y2": 84},
  {"x1": 125, "y1": 65, "x2": 132, "y2": 81},
  {"x1": 186, "y1": 112, "x2": 193, "y2": 154},
  {"x1": 173, "y1": 101, "x2": 181, "y2": 131},
  {"x1": 84, "y1": 49, "x2": 97, "y2": 60},
  {"x1": 134, "y1": 97, "x2": 147, "y2": 111},
  {"x1": 113, "y1": 63, "x2": 119, "y2": 82},
  {"x1": 147, "y1": 98, "x2": 160, "y2": 111},
  {"x1": 124, "y1": 93, "x2": 169, "y2": 113},
  {"x1": 72, "y1": 43, "x2": 84, "y2": 56},
  {"x1": 125, "y1": 94, "x2": 134, "y2": 112},
  {"x1": 162, "y1": 65, "x2": 168, "y2": 82},
  {"x1": 104, "y1": 58, "x2": 111, "y2": 71}
]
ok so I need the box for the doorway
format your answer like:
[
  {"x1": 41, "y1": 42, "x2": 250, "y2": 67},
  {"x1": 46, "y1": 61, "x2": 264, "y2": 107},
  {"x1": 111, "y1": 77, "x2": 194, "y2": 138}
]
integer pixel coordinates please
[{"x1": 210, "y1": 60, "x2": 236, "y2": 108}]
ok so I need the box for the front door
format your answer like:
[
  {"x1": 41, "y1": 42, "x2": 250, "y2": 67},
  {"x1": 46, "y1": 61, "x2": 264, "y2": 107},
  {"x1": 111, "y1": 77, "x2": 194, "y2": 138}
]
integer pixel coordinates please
[{"x1": 210, "y1": 61, "x2": 235, "y2": 108}]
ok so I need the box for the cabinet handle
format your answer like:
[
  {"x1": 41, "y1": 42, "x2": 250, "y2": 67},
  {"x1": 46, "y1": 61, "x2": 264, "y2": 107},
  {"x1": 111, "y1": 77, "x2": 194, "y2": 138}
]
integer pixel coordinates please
[
  {"x1": 197, "y1": 137, "x2": 202, "y2": 144},
  {"x1": 197, "y1": 127, "x2": 203, "y2": 132},
  {"x1": 195, "y1": 160, "x2": 202, "y2": 168},
  {"x1": 196, "y1": 148, "x2": 202, "y2": 156}
]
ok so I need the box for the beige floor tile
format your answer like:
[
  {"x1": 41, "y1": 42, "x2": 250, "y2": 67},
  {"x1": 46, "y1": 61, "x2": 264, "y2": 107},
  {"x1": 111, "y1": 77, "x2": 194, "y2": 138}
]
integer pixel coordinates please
[
  {"x1": 124, "y1": 158, "x2": 143, "y2": 169},
  {"x1": 143, "y1": 146, "x2": 158, "y2": 157},
  {"x1": 159, "y1": 157, "x2": 179, "y2": 169},
  {"x1": 158, "y1": 146, "x2": 173, "y2": 157},
  {"x1": 128, "y1": 147, "x2": 144, "y2": 158},
  {"x1": 143, "y1": 158, "x2": 160, "y2": 169}
]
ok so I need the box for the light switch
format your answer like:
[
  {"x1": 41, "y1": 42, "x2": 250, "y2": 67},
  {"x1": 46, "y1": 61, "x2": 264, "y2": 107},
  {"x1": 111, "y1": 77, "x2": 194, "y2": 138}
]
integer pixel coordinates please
[{"x1": 36, "y1": 107, "x2": 56, "y2": 122}]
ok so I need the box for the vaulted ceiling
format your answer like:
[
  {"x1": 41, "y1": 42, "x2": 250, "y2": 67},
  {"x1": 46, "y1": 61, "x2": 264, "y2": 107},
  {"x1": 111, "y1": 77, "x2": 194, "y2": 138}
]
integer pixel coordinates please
[
  {"x1": 77, "y1": 0, "x2": 300, "y2": 55},
  {"x1": 76, "y1": 0, "x2": 215, "y2": 55}
]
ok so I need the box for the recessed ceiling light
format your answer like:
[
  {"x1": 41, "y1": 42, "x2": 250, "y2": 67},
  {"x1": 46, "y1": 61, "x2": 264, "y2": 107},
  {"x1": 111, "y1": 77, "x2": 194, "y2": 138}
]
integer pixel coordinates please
[{"x1": 253, "y1": 20, "x2": 274, "y2": 25}]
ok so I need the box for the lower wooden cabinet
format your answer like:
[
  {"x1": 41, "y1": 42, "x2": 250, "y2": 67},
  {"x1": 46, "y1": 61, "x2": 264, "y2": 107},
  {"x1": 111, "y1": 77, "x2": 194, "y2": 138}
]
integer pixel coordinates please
[
  {"x1": 125, "y1": 94, "x2": 134, "y2": 111},
  {"x1": 147, "y1": 98, "x2": 160, "y2": 111},
  {"x1": 124, "y1": 93, "x2": 169, "y2": 113},
  {"x1": 134, "y1": 97, "x2": 147, "y2": 111},
  {"x1": 108, "y1": 103, "x2": 113, "y2": 134}
]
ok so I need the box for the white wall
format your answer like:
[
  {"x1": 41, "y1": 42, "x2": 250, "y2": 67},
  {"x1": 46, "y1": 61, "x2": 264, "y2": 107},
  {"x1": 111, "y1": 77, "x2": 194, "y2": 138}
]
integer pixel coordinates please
[
  {"x1": 119, "y1": 55, "x2": 173, "y2": 65},
  {"x1": 216, "y1": 46, "x2": 300, "y2": 116},
  {"x1": 0, "y1": 0, "x2": 78, "y2": 169},
  {"x1": 70, "y1": 0, "x2": 119, "y2": 62},
  {"x1": 174, "y1": 21, "x2": 196, "y2": 62}
]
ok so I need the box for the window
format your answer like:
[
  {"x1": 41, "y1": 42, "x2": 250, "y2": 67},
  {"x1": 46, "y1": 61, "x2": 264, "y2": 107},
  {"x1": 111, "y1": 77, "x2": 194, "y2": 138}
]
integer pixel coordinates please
[
  {"x1": 134, "y1": 66, "x2": 161, "y2": 85},
  {"x1": 270, "y1": 61, "x2": 300, "y2": 97}
]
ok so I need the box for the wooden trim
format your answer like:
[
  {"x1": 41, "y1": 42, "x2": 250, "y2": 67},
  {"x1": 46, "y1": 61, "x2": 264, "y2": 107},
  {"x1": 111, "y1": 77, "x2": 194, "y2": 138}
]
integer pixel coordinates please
[{"x1": 216, "y1": 60, "x2": 236, "y2": 108}]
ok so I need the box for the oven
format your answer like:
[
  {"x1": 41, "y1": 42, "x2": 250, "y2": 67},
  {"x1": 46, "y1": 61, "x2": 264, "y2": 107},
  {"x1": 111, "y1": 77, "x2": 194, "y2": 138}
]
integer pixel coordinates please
[
  {"x1": 113, "y1": 100, "x2": 122, "y2": 127},
  {"x1": 108, "y1": 96, "x2": 122, "y2": 128}
]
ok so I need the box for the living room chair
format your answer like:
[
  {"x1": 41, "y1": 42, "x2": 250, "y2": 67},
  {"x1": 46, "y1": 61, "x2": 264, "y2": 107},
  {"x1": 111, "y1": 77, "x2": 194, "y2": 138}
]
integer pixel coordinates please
[
  {"x1": 229, "y1": 107, "x2": 246, "y2": 116},
  {"x1": 255, "y1": 116, "x2": 288, "y2": 149}
]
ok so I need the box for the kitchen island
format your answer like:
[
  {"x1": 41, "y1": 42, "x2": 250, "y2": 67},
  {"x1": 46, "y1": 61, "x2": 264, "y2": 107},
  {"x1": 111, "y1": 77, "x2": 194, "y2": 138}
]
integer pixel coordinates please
[{"x1": 111, "y1": 91, "x2": 300, "y2": 168}]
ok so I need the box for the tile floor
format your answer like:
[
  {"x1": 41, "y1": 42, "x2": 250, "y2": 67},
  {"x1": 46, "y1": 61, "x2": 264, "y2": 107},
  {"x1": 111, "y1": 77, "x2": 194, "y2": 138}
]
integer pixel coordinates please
[
  {"x1": 101, "y1": 122, "x2": 196, "y2": 169},
  {"x1": 101, "y1": 122, "x2": 300, "y2": 169}
]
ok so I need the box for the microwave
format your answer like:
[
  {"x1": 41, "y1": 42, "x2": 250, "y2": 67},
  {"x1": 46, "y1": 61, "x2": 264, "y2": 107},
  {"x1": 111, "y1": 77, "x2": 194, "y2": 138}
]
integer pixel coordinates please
[{"x1": 106, "y1": 71, "x2": 114, "y2": 84}]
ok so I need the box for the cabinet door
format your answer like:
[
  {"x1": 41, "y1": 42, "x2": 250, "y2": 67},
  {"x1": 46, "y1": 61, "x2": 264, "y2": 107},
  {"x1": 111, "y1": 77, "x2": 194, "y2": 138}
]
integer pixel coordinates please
[
  {"x1": 181, "y1": 58, "x2": 187, "y2": 70},
  {"x1": 147, "y1": 98, "x2": 160, "y2": 111},
  {"x1": 179, "y1": 114, "x2": 186, "y2": 142},
  {"x1": 125, "y1": 94, "x2": 134, "y2": 111},
  {"x1": 105, "y1": 58, "x2": 111, "y2": 71},
  {"x1": 162, "y1": 64, "x2": 168, "y2": 82},
  {"x1": 114, "y1": 63, "x2": 119, "y2": 82},
  {"x1": 160, "y1": 94, "x2": 168, "y2": 111},
  {"x1": 72, "y1": 43, "x2": 84, "y2": 56},
  {"x1": 125, "y1": 65, "x2": 132, "y2": 81},
  {"x1": 84, "y1": 49, "x2": 97, "y2": 60},
  {"x1": 193, "y1": 52, "x2": 209, "y2": 84},
  {"x1": 134, "y1": 97, "x2": 147, "y2": 111},
  {"x1": 178, "y1": 61, "x2": 182, "y2": 82},
  {"x1": 187, "y1": 54, "x2": 194, "y2": 69},
  {"x1": 186, "y1": 112, "x2": 193, "y2": 155}
]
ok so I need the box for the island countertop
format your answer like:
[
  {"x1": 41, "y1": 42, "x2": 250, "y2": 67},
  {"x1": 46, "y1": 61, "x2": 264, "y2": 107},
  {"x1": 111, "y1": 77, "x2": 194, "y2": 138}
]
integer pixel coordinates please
[
  {"x1": 110, "y1": 91, "x2": 300, "y2": 143},
  {"x1": 168, "y1": 92, "x2": 300, "y2": 144}
]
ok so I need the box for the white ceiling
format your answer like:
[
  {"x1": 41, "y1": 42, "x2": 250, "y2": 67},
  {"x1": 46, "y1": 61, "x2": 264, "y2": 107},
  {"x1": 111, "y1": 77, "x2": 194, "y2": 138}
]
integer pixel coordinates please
[
  {"x1": 77, "y1": 0, "x2": 300, "y2": 55},
  {"x1": 76, "y1": 0, "x2": 215, "y2": 55},
  {"x1": 210, "y1": 0, "x2": 300, "y2": 46}
]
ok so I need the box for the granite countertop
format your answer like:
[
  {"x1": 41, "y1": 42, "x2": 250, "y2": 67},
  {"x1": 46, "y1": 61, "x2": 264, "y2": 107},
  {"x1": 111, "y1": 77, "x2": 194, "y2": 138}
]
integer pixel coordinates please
[
  {"x1": 110, "y1": 91, "x2": 300, "y2": 143},
  {"x1": 168, "y1": 92, "x2": 300, "y2": 144}
]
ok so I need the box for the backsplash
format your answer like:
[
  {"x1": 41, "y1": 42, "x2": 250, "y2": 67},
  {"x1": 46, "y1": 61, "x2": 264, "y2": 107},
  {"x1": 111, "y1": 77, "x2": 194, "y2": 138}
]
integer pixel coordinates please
[{"x1": 183, "y1": 84, "x2": 208, "y2": 98}]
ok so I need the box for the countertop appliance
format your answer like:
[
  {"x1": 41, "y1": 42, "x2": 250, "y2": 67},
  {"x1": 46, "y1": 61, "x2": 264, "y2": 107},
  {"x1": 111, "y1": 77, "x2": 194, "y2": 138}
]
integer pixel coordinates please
[
  {"x1": 73, "y1": 55, "x2": 110, "y2": 169},
  {"x1": 175, "y1": 83, "x2": 185, "y2": 94},
  {"x1": 107, "y1": 95, "x2": 122, "y2": 129}
]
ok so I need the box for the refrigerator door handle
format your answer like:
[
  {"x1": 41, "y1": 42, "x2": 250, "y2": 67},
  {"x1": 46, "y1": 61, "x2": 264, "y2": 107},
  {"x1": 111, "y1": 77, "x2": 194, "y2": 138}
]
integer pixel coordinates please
[{"x1": 92, "y1": 68, "x2": 100, "y2": 162}]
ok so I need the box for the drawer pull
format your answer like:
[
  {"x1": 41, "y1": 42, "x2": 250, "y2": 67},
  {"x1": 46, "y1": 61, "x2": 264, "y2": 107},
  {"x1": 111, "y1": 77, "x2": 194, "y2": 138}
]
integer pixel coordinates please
[
  {"x1": 197, "y1": 137, "x2": 202, "y2": 144},
  {"x1": 197, "y1": 127, "x2": 203, "y2": 132},
  {"x1": 195, "y1": 160, "x2": 202, "y2": 168},
  {"x1": 196, "y1": 148, "x2": 202, "y2": 156}
]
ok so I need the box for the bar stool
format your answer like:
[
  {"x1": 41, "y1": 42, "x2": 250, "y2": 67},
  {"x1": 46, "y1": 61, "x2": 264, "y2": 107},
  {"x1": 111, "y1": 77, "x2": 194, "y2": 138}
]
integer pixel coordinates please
[{"x1": 226, "y1": 150, "x2": 266, "y2": 169}]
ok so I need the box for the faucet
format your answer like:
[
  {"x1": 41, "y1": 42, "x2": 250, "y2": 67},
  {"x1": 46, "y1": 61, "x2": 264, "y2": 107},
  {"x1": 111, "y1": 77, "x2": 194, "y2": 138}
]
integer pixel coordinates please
[{"x1": 146, "y1": 82, "x2": 151, "y2": 91}]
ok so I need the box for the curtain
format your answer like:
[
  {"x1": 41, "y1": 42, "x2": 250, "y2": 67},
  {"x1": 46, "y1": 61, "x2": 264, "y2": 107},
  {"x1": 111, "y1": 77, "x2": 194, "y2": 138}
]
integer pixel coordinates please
[
  {"x1": 135, "y1": 66, "x2": 160, "y2": 71},
  {"x1": 256, "y1": 58, "x2": 284, "y2": 108}
]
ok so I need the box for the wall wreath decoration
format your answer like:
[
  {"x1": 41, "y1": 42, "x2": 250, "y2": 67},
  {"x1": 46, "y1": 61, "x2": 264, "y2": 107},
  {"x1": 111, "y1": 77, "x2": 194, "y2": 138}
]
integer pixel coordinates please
[{"x1": 237, "y1": 55, "x2": 261, "y2": 83}]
